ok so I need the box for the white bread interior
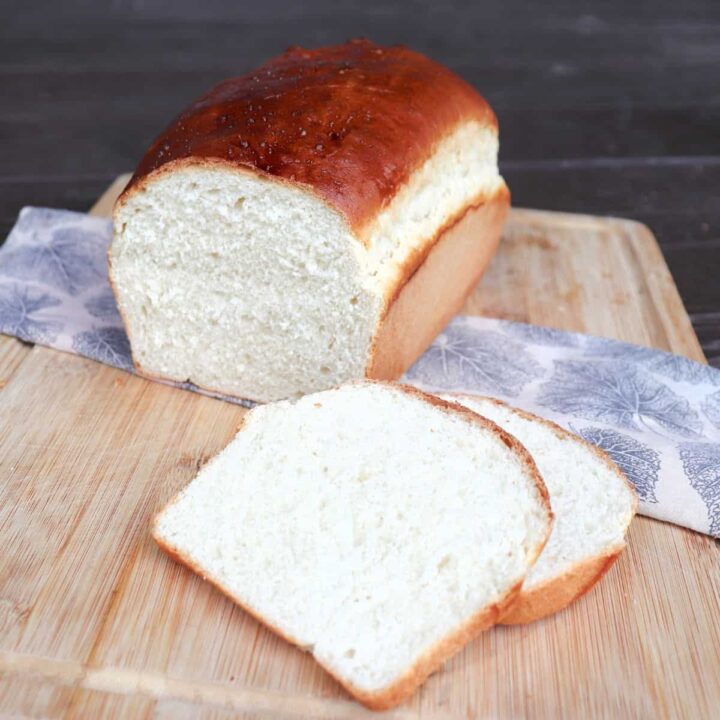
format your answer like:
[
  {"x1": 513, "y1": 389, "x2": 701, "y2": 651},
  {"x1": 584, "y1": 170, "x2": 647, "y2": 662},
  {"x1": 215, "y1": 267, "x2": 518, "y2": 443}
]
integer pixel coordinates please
[
  {"x1": 153, "y1": 382, "x2": 551, "y2": 708},
  {"x1": 111, "y1": 121, "x2": 503, "y2": 402},
  {"x1": 448, "y1": 395, "x2": 637, "y2": 620}
]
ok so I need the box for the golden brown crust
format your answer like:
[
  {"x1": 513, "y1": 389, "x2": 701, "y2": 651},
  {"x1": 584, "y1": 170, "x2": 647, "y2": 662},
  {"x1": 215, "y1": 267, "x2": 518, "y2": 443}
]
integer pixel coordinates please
[
  {"x1": 444, "y1": 393, "x2": 638, "y2": 625},
  {"x1": 382, "y1": 184, "x2": 509, "y2": 311},
  {"x1": 367, "y1": 185, "x2": 509, "y2": 380},
  {"x1": 156, "y1": 527, "x2": 522, "y2": 711},
  {"x1": 501, "y1": 548, "x2": 623, "y2": 625},
  {"x1": 152, "y1": 380, "x2": 554, "y2": 710},
  {"x1": 119, "y1": 39, "x2": 495, "y2": 232}
]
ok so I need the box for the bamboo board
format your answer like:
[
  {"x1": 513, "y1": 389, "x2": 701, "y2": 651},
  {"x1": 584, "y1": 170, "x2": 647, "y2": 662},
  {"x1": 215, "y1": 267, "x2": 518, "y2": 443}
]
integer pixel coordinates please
[{"x1": 0, "y1": 176, "x2": 718, "y2": 719}]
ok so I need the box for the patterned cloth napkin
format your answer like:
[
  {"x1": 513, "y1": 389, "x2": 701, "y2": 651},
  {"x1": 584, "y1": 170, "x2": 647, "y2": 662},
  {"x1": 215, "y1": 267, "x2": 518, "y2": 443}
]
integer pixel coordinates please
[{"x1": 2, "y1": 207, "x2": 719, "y2": 538}]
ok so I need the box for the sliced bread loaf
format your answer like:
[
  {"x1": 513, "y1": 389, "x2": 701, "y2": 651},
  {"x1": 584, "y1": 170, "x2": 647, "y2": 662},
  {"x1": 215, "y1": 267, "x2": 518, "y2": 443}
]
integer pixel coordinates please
[
  {"x1": 110, "y1": 41, "x2": 509, "y2": 402},
  {"x1": 153, "y1": 382, "x2": 552, "y2": 710},
  {"x1": 447, "y1": 395, "x2": 638, "y2": 624}
]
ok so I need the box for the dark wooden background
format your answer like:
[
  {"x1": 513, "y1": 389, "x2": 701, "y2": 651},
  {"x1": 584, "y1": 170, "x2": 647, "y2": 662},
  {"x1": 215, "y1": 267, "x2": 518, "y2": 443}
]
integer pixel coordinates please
[{"x1": 2, "y1": 0, "x2": 718, "y2": 364}]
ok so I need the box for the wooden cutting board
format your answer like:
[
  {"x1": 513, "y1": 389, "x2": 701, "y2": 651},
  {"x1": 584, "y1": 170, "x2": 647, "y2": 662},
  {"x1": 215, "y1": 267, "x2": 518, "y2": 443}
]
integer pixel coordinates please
[{"x1": 0, "y1": 176, "x2": 718, "y2": 719}]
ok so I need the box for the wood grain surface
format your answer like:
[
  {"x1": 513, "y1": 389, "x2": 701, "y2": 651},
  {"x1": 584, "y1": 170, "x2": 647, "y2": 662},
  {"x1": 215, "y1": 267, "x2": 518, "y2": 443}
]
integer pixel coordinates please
[{"x1": 0, "y1": 178, "x2": 718, "y2": 719}]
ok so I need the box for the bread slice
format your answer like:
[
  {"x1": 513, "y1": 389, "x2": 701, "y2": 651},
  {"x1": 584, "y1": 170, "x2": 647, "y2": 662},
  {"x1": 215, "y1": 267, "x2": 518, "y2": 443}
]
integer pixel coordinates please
[
  {"x1": 446, "y1": 395, "x2": 638, "y2": 624},
  {"x1": 153, "y1": 382, "x2": 552, "y2": 710},
  {"x1": 110, "y1": 40, "x2": 509, "y2": 402}
]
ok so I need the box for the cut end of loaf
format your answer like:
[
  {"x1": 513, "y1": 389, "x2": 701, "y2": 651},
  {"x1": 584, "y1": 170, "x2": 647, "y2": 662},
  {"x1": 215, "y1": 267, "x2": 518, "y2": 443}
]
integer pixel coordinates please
[
  {"x1": 153, "y1": 381, "x2": 551, "y2": 708},
  {"x1": 111, "y1": 162, "x2": 378, "y2": 402},
  {"x1": 110, "y1": 120, "x2": 505, "y2": 402}
]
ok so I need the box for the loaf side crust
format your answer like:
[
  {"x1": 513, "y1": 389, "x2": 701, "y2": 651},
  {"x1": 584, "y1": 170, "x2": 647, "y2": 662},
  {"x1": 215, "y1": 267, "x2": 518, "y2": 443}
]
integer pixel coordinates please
[
  {"x1": 366, "y1": 184, "x2": 509, "y2": 379},
  {"x1": 119, "y1": 39, "x2": 496, "y2": 234},
  {"x1": 152, "y1": 381, "x2": 554, "y2": 710}
]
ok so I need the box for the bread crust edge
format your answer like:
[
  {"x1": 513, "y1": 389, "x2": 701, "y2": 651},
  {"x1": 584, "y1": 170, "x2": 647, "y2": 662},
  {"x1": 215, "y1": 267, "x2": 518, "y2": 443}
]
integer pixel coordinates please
[
  {"x1": 445, "y1": 393, "x2": 639, "y2": 625},
  {"x1": 365, "y1": 184, "x2": 509, "y2": 381},
  {"x1": 501, "y1": 546, "x2": 625, "y2": 625}
]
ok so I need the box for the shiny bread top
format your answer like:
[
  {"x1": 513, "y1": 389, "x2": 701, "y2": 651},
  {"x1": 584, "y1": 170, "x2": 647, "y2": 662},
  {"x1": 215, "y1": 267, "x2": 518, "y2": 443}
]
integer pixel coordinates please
[{"x1": 122, "y1": 39, "x2": 496, "y2": 231}]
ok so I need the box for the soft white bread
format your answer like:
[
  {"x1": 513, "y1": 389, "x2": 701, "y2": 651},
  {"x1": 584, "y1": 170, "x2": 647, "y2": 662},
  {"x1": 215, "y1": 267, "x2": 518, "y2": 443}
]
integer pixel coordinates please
[
  {"x1": 447, "y1": 395, "x2": 638, "y2": 624},
  {"x1": 153, "y1": 382, "x2": 552, "y2": 710},
  {"x1": 110, "y1": 41, "x2": 509, "y2": 402}
]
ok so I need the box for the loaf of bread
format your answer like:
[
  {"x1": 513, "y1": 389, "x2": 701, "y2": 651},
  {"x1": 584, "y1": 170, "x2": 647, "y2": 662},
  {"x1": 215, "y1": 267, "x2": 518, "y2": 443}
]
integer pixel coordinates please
[
  {"x1": 110, "y1": 40, "x2": 509, "y2": 402},
  {"x1": 153, "y1": 382, "x2": 551, "y2": 710},
  {"x1": 448, "y1": 395, "x2": 638, "y2": 623}
]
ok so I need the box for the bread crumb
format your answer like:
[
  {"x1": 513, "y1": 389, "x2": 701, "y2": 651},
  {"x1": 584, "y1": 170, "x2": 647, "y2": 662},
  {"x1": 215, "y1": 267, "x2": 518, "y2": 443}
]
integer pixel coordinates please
[{"x1": 178, "y1": 453, "x2": 211, "y2": 472}]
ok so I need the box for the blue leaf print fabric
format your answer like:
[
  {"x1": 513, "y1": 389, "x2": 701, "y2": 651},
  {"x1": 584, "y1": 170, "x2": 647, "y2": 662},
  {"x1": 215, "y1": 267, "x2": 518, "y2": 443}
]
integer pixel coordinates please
[
  {"x1": 85, "y1": 289, "x2": 122, "y2": 319},
  {"x1": 406, "y1": 322, "x2": 543, "y2": 397},
  {"x1": 0, "y1": 207, "x2": 130, "y2": 369},
  {"x1": 702, "y1": 390, "x2": 720, "y2": 430},
  {"x1": 0, "y1": 282, "x2": 62, "y2": 343},
  {"x1": 584, "y1": 336, "x2": 720, "y2": 386},
  {"x1": 574, "y1": 426, "x2": 660, "y2": 502},
  {"x1": 499, "y1": 320, "x2": 581, "y2": 347},
  {"x1": 406, "y1": 315, "x2": 720, "y2": 535},
  {"x1": 678, "y1": 443, "x2": 720, "y2": 535},
  {"x1": 537, "y1": 360, "x2": 702, "y2": 438},
  {"x1": 1, "y1": 226, "x2": 108, "y2": 296},
  {"x1": 72, "y1": 327, "x2": 133, "y2": 371},
  {"x1": 1, "y1": 208, "x2": 720, "y2": 536}
]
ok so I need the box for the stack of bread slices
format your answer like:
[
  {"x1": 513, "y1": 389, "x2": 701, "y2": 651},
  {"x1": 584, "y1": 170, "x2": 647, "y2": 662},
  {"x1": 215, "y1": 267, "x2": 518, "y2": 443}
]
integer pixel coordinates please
[{"x1": 154, "y1": 381, "x2": 637, "y2": 711}]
